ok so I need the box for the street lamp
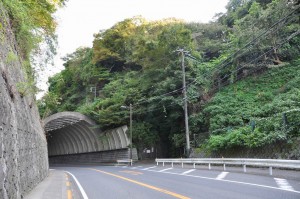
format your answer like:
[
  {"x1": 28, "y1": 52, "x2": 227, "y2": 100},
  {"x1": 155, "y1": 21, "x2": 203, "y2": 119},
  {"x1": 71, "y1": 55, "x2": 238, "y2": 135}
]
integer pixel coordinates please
[{"x1": 121, "y1": 104, "x2": 133, "y2": 165}]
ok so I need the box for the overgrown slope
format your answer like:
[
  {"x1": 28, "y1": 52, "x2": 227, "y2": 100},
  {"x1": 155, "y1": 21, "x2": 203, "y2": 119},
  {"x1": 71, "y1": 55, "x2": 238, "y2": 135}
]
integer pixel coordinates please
[{"x1": 201, "y1": 60, "x2": 300, "y2": 156}]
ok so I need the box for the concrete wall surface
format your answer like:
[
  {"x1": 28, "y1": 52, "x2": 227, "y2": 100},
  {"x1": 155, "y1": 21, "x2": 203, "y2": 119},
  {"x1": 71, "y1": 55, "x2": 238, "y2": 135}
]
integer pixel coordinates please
[
  {"x1": 0, "y1": 3, "x2": 49, "y2": 199},
  {"x1": 49, "y1": 148, "x2": 138, "y2": 164}
]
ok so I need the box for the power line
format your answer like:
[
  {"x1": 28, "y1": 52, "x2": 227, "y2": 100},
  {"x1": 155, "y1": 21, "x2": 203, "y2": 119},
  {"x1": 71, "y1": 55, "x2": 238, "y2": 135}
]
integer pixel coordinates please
[
  {"x1": 186, "y1": 7, "x2": 300, "y2": 88},
  {"x1": 135, "y1": 6, "x2": 299, "y2": 106},
  {"x1": 212, "y1": 28, "x2": 300, "y2": 90},
  {"x1": 131, "y1": 27, "x2": 300, "y2": 116}
]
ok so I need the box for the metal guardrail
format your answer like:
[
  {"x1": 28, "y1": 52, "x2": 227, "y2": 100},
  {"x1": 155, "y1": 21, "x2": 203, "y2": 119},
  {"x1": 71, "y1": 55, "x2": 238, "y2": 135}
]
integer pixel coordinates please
[
  {"x1": 117, "y1": 159, "x2": 133, "y2": 166},
  {"x1": 155, "y1": 158, "x2": 300, "y2": 175}
]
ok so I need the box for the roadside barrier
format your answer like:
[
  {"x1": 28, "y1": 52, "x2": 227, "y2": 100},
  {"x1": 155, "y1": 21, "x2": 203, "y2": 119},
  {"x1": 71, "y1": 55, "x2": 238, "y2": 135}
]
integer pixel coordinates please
[{"x1": 155, "y1": 158, "x2": 300, "y2": 175}]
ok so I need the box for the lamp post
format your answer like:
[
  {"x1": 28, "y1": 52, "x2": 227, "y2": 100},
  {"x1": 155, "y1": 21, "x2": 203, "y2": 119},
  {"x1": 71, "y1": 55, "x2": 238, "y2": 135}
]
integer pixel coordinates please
[{"x1": 121, "y1": 104, "x2": 133, "y2": 165}]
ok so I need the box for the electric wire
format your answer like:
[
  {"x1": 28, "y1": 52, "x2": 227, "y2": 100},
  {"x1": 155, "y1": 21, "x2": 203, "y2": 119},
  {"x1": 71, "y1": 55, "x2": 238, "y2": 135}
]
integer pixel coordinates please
[
  {"x1": 133, "y1": 5, "x2": 300, "y2": 106},
  {"x1": 211, "y1": 28, "x2": 300, "y2": 90},
  {"x1": 131, "y1": 27, "x2": 300, "y2": 115}
]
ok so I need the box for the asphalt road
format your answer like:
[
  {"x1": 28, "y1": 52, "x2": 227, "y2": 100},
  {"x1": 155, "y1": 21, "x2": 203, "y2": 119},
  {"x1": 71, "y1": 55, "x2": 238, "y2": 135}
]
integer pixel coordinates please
[{"x1": 53, "y1": 164, "x2": 300, "y2": 199}]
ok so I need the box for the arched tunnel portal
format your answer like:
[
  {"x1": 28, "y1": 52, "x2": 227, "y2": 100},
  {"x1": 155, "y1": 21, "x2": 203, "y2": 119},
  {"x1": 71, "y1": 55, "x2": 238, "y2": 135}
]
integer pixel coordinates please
[{"x1": 43, "y1": 112, "x2": 136, "y2": 163}]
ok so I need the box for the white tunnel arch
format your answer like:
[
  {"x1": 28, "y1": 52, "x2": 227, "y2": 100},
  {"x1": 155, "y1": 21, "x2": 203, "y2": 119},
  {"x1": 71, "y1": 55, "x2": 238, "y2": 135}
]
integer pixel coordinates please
[{"x1": 43, "y1": 112, "x2": 130, "y2": 156}]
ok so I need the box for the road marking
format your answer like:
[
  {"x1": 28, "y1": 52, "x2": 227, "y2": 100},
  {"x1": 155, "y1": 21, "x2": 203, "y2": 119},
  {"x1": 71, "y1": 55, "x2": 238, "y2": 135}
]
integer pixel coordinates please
[
  {"x1": 122, "y1": 166, "x2": 128, "y2": 168},
  {"x1": 66, "y1": 181, "x2": 71, "y2": 187},
  {"x1": 142, "y1": 166, "x2": 157, "y2": 170},
  {"x1": 66, "y1": 174, "x2": 72, "y2": 199},
  {"x1": 274, "y1": 178, "x2": 295, "y2": 191},
  {"x1": 120, "y1": 170, "x2": 143, "y2": 175},
  {"x1": 216, "y1": 172, "x2": 229, "y2": 180},
  {"x1": 65, "y1": 171, "x2": 89, "y2": 199},
  {"x1": 67, "y1": 190, "x2": 73, "y2": 199},
  {"x1": 89, "y1": 168, "x2": 190, "y2": 199},
  {"x1": 142, "y1": 168, "x2": 300, "y2": 194},
  {"x1": 130, "y1": 167, "x2": 138, "y2": 169},
  {"x1": 158, "y1": 168, "x2": 173, "y2": 172},
  {"x1": 181, "y1": 169, "x2": 195, "y2": 175}
]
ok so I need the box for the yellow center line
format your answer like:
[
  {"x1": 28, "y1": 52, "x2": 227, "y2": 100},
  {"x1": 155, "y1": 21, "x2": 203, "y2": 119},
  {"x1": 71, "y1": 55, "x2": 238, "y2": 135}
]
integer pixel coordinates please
[
  {"x1": 89, "y1": 168, "x2": 190, "y2": 199},
  {"x1": 65, "y1": 173, "x2": 72, "y2": 199},
  {"x1": 66, "y1": 181, "x2": 71, "y2": 187},
  {"x1": 67, "y1": 190, "x2": 73, "y2": 199},
  {"x1": 120, "y1": 170, "x2": 143, "y2": 175}
]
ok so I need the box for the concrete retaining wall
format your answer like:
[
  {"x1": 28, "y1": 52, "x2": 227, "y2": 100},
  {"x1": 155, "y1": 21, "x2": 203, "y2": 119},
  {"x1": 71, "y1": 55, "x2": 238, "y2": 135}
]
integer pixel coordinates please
[
  {"x1": 0, "y1": 3, "x2": 49, "y2": 199},
  {"x1": 49, "y1": 148, "x2": 138, "y2": 164}
]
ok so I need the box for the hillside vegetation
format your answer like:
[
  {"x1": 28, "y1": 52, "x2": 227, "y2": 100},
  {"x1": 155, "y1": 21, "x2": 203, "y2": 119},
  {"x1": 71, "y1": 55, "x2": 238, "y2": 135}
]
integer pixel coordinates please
[
  {"x1": 1, "y1": 0, "x2": 66, "y2": 97},
  {"x1": 39, "y1": 0, "x2": 300, "y2": 158},
  {"x1": 203, "y1": 60, "x2": 300, "y2": 153}
]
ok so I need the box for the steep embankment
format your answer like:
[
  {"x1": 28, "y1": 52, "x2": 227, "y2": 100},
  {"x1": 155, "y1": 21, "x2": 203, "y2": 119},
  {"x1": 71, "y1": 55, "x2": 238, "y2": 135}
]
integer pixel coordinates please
[
  {"x1": 200, "y1": 61, "x2": 300, "y2": 159},
  {"x1": 0, "y1": 3, "x2": 48, "y2": 199}
]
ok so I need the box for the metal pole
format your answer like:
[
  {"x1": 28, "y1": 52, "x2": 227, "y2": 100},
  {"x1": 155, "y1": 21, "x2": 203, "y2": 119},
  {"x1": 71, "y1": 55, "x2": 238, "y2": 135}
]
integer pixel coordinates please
[
  {"x1": 180, "y1": 49, "x2": 191, "y2": 157},
  {"x1": 130, "y1": 103, "x2": 133, "y2": 165},
  {"x1": 90, "y1": 86, "x2": 97, "y2": 101}
]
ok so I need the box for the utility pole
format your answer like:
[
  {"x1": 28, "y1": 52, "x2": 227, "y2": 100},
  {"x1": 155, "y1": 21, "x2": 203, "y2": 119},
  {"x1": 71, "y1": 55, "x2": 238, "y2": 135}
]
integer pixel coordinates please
[
  {"x1": 129, "y1": 103, "x2": 133, "y2": 164},
  {"x1": 176, "y1": 49, "x2": 191, "y2": 157}
]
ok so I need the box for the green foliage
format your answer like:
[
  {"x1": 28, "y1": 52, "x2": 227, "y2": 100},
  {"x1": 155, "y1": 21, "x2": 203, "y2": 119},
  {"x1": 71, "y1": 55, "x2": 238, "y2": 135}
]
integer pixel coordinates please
[
  {"x1": 228, "y1": 0, "x2": 300, "y2": 64},
  {"x1": 5, "y1": 50, "x2": 18, "y2": 64},
  {"x1": 203, "y1": 61, "x2": 300, "y2": 151},
  {"x1": 205, "y1": 126, "x2": 287, "y2": 151},
  {"x1": 37, "y1": 92, "x2": 61, "y2": 118},
  {"x1": 171, "y1": 133, "x2": 185, "y2": 148},
  {"x1": 41, "y1": 0, "x2": 300, "y2": 157},
  {"x1": 16, "y1": 80, "x2": 38, "y2": 97},
  {"x1": 0, "y1": 22, "x2": 4, "y2": 43},
  {"x1": 132, "y1": 121, "x2": 158, "y2": 149},
  {"x1": 187, "y1": 22, "x2": 229, "y2": 61},
  {"x1": 2, "y1": 0, "x2": 65, "y2": 59},
  {"x1": 1, "y1": 0, "x2": 66, "y2": 102}
]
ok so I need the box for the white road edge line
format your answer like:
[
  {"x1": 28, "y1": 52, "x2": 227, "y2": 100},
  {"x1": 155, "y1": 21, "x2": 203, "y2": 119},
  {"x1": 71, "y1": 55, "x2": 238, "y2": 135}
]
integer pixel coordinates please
[
  {"x1": 216, "y1": 172, "x2": 229, "y2": 180},
  {"x1": 144, "y1": 169, "x2": 300, "y2": 194},
  {"x1": 181, "y1": 169, "x2": 196, "y2": 175},
  {"x1": 274, "y1": 178, "x2": 295, "y2": 191},
  {"x1": 142, "y1": 166, "x2": 157, "y2": 170},
  {"x1": 65, "y1": 171, "x2": 89, "y2": 199},
  {"x1": 159, "y1": 168, "x2": 173, "y2": 172}
]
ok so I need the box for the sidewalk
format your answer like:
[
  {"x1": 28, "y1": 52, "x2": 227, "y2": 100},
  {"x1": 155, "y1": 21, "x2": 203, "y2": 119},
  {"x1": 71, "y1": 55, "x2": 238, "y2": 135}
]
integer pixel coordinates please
[{"x1": 24, "y1": 169, "x2": 71, "y2": 199}]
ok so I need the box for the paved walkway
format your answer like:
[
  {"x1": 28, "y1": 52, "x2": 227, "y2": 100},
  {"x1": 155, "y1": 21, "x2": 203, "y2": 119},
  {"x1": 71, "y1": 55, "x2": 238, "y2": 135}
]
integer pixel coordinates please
[{"x1": 24, "y1": 169, "x2": 76, "y2": 199}]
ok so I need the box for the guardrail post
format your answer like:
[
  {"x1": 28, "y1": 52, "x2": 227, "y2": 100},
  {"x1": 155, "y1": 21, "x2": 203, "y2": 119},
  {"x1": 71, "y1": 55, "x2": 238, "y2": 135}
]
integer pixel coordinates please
[
  {"x1": 130, "y1": 159, "x2": 133, "y2": 166},
  {"x1": 154, "y1": 158, "x2": 300, "y2": 173}
]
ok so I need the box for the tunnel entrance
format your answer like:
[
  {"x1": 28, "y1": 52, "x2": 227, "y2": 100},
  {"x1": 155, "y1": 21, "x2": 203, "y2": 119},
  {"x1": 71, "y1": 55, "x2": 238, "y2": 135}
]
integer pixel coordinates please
[{"x1": 43, "y1": 112, "x2": 136, "y2": 163}]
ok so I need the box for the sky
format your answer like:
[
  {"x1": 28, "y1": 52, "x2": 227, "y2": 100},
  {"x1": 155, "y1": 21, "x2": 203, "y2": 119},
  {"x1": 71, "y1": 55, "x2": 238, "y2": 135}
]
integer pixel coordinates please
[{"x1": 36, "y1": 0, "x2": 230, "y2": 98}]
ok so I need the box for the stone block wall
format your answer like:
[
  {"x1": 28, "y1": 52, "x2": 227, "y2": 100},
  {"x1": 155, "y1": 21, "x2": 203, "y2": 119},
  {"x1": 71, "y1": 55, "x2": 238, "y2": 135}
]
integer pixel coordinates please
[{"x1": 0, "y1": 3, "x2": 49, "y2": 199}]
